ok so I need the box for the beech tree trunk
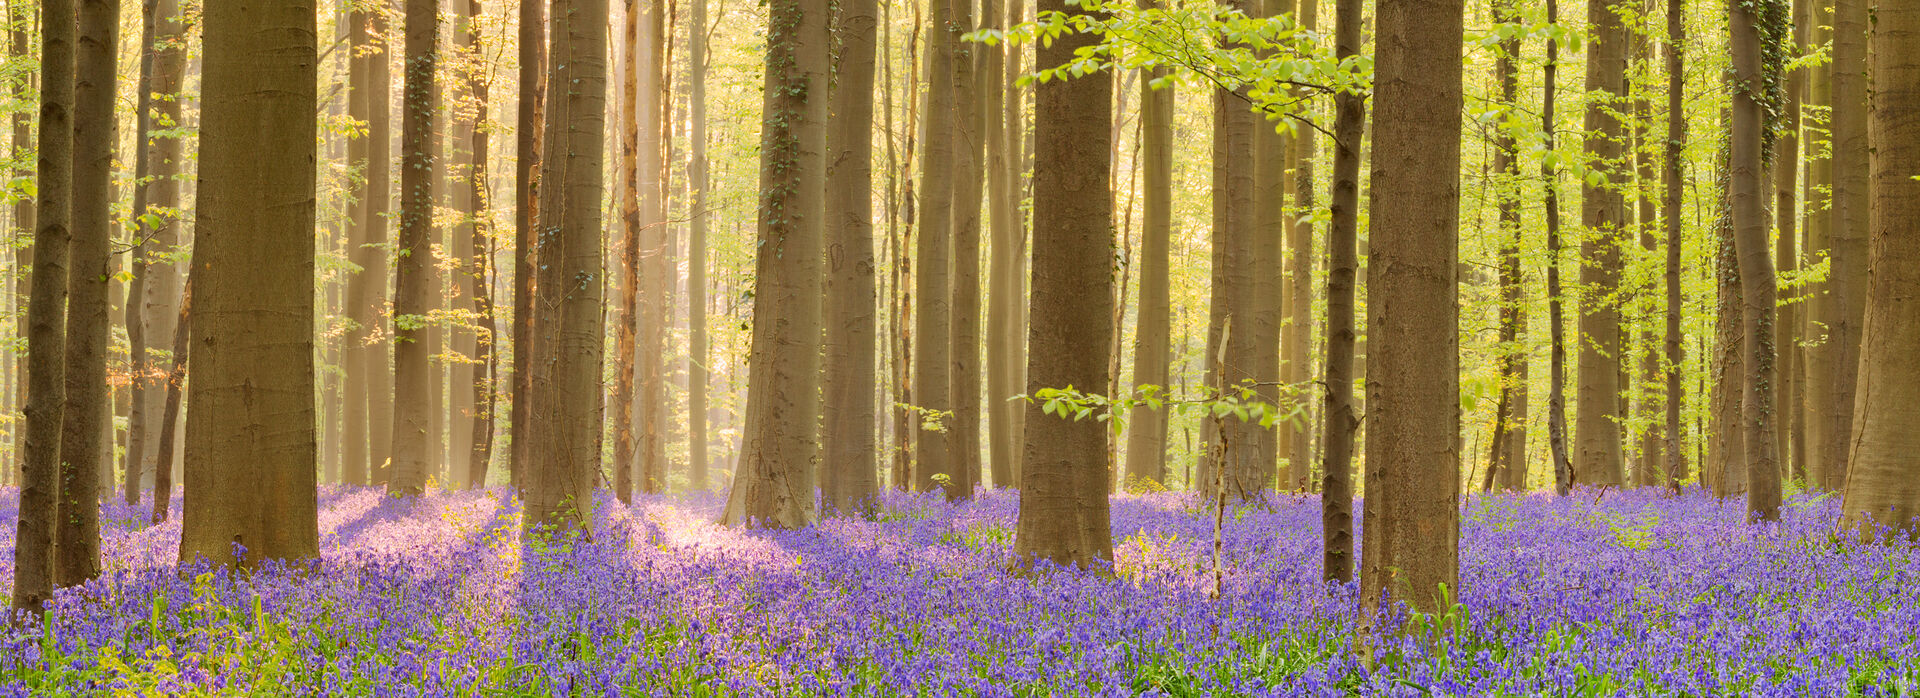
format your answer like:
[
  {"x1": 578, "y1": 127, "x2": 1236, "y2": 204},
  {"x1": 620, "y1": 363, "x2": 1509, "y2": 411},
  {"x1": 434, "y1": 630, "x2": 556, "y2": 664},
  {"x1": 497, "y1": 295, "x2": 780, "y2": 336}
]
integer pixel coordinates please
[
  {"x1": 1543, "y1": 0, "x2": 1572, "y2": 495},
  {"x1": 524, "y1": 0, "x2": 609, "y2": 534},
  {"x1": 1708, "y1": 142, "x2": 1745, "y2": 497},
  {"x1": 1729, "y1": 0, "x2": 1782, "y2": 521},
  {"x1": 1839, "y1": 3, "x2": 1919, "y2": 536},
  {"x1": 1772, "y1": 0, "x2": 1804, "y2": 484},
  {"x1": 613, "y1": 0, "x2": 640, "y2": 501},
  {"x1": 1816, "y1": 0, "x2": 1867, "y2": 492},
  {"x1": 150, "y1": 284, "x2": 189, "y2": 524},
  {"x1": 721, "y1": 0, "x2": 828, "y2": 528},
  {"x1": 1486, "y1": 0, "x2": 1527, "y2": 492},
  {"x1": 1799, "y1": 0, "x2": 1832, "y2": 491},
  {"x1": 687, "y1": 0, "x2": 709, "y2": 491},
  {"x1": 1122, "y1": 7, "x2": 1172, "y2": 488},
  {"x1": 1662, "y1": 0, "x2": 1687, "y2": 487},
  {"x1": 509, "y1": 0, "x2": 546, "y2": 490},
  {"x1": 460, "y1": 0, "x2": 494, "y2": 487},
  {"x1": 122, "y1": 0, "x2": 160, "y2": 504},
  {"x1": 1574, "y1": 0, "x2": 1627, "y2": 488},
  {"x1": 180, "y1": 0, "x2": 319, "y2": 567},
  {"x1": 1013, "y1": 0, "x2": 1111, "y2": 567},
  {"x1": 1319, "y1": 0, "x2": 1364, "y2": 584},
  {"x1": 1361, "y1": 0, "x2": 1463, "y2": 622},
  {"x1": 389, "y1": 0, "x2": 438, "y2": 498},
  {"x1": 1202, "y1": 0, "x2": 1266, "y2": 501},
  {"x1": 10, "y1": 0, "x2": 74, "y2": 612},
  {"x1": 57, "y1": 0, "x2": 119, "y2": 586},
  {"x1": 913, "y1": 0, "x2": 955, "y2": 497},
  {"x1": 636, "y1": 0, "x2": 669, "y2": 495},
  {"x1": 823, "y1": 0, "x2": 879, "y2": 512}
]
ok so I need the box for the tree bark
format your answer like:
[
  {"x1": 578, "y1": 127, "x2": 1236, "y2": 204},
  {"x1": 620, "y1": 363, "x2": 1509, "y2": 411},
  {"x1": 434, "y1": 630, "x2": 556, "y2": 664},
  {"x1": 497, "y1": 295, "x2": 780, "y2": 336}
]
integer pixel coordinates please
[
  {"x1": 720, "y1": 0, "x2": 828, "y2": 528},
  {"x1": 57, "y1": 0, "x2": 119, "y2": 586},
  {"x1": 636, "y1": 0, "x2": 669, "y2": 495},
  {"x1": 913, "y1": 0, "x2": 954, "y2": 497},
  {"x1": 823, "y1": 0, "x2": 879, "y2": 512},
  {"x1": 509, "y1": 0, "x2": 547, "y2": 491},
  {"x1": 1799, "y1": 0, "x2": 1832, "y2": 491},
  {"x1": 1662, "y1": 0, "x2": 1687, "y2": 488},
  {"x1": 1203, "y1": 0, "x2": 1267, "y2": 502},
  {"x1": 524, "y1": 0, "x2": 609, "y2": 534},
  {"x1": 1544, "y1": 0, "x2": 1572, "y2": 495},
  {"x1": 1284, "y1": 0, "x2": 1317, "y2": 492},
  {"x1": 123, "y1": 0, "x2": 160, "y2": 504},
  {"x1": 460, "y1": 0, "x2": 494, "y2": 488},
  {"x1": 1729, "y1": 0, "x2": 1781, "y2": 521},
  {"x1": 1773, "y1": 0, "x2": 1804, "y2": 485},
  {"x1": 985, "y1": 0, "x2": 1021, "y2": 489},
  {"x1": 180, "y1": 0, "x2": 319, "y2": 567},
  {"x1": 1816, "y1": 0, "x2": 1867, "y2": 492},
  {"x1": 1839, "y1": 2, "x2": 1919, "y2": 536},
  {"x1": 1574, "y1": 0, "x2": 1627, "y2": 488},
  {"x1": 149, "y1": 283, "x2": 189, "y2": 524},
  {"x1": 1708, "y1": 140, "x2": 1745, "y2": 497},
  {"x1": 613, "y1": 0, "x2": 640, "y2": 501},
  {"x1": 1361, "y1": 0, "x2": 1463, "y2": 623},
  {"x1": 6, "y1": 1, "x2": 31, "y2": 486},
  {"x1": 389, "y1": 0, "x2": 439, "y2": 497},
  {"x1": 1122, "y1": 3, "x2": 1172, "y2": 489},
  {"x1": 1013, "y1": 0, "x2": 1111, "y2": 567},
  {"x1": 1319, "y1": 0, "x2": 1363, "y2": 583},
  {"x1": 948, "y1": 0, "x2": 984, "y2": 497},
  {"x1": 10, "y1": 0, "x2": 74, "y2": 612},
  {"x1": 367, "y1": 8, "x2": 395, "y2": 486}
]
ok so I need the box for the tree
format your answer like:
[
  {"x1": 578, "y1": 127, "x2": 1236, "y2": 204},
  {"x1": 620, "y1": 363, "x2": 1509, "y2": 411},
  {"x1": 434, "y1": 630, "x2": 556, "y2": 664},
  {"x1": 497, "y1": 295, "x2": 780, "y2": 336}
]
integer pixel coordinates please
[
  {"x1": 1360, "y1": 0, "x2": 1463, "y2": 622},
  {"x1": 509, "y1": 0, "x2": 547, "y2": 489},
  {"x1": 389, "y1": 0, "x2": 439, "y2": 498},
  {"x1": 11, "y1": 0, "x2": 75, "y2": 612},
  {"x1": 613, "y1": 0, "x2": 641, "y2": 501},
  {"x1": 57, "y1": 0, "x2": 120, "y2": 586},
  {"x1": 179, "y1": 0, "x2": 320, "y2": 567},
  {"x1": 986, "y1": 0, "x2": 1025, "y2": 489},
  {"x1": 1729, "y1": 0, "x2": 1782, "y2": 521},
  {"x1": 1013, "y1": 0, "x2": 1112, "y2": 568},
  {"x1": 913, "y1": 0, "x2": 955, "y2": 497},
  {"x1": 1201, "y1": 0, "x2": 1267, "y2": 502},
  {"x1": 1122, "y1": 0, "x2": 1172, "y2": 489},
  {"x1": 949, "y1": 0, "x2": 984, "y2": 497},
  {"x1": 1661, "y1": 0, "x2": 1687, "y2": 488},
  {"x1": 1839, "y1": 2, "x2": 1919, "y2": 537},
  {"x1": 1544, "y1": 0, "x2": 1572, "y2": 495},
  {"x1": 1484, "y1": 0, "x2": 1527, "y2": 492},
  {"x1": 1813, "y1": 0, "x2": 1867, "y2": 491},
  {"x1": 524, "y1": 0, "x2": 610, "y2": 534},
  {"x1": 823, "y1": 0, "x2": 880, "y2": 512},
  {"x1": 1284, "y1": 0, "x2": 1319, "y2": 492},
  {"x1": 635, "y1": 0, "x2": 669, "y2": 496},
  {"x1": 687, "y1": 0, "x2": 710, "y2": 492},
  {"x1": 455, "y1": 0, "x2": 495, "y2": 487},
  {"x1": 1771, "y1": 0, "x2": 1805, "y2": 483},
  {"x1": 1319, "y1": 0, "x2": 1364, "y2": 584},
  {"x1": 722, "y1": 0, "x2": 828, "y2": 528},
  {"x1": 1574, "y1": 0, "x2": 1627, "y2": 488}
]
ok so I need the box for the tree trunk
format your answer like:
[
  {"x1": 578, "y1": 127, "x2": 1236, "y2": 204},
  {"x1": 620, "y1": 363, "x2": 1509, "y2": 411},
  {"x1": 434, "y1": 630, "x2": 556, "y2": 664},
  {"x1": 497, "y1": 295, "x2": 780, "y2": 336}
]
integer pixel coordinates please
[
  {"x1": 1773, "y1": 0, "x2": 1804, "y2": 485},
  {"x1": 1204, "y1": 0, "x2": 1266, "y2": 502},
  {"x1": 1544, "y1": 0, "x2": 1572, "y2": 495},
  {"x1": 687, "y1": 0, "x2": 708, "y2": 492},
  {"x1": 613, "y1": 0, "x2": 640, "y2": 502},
  {"x1": 1361, "y1": 0, "x2": 1463, "y2": 622},
  {"x1": 57, "y1": 0, "x2": 119, "y2": 586},
  {"x1": 509, "y1": 0, "x2": 547, "y2": 490},
  {"x1": 367, "y1": 8, "x2": 395, "y2": 487},
  {"x1": 524, "y1": 0, "x2": 609, "y2": 535},
  {"x1": 1319, "y1": 0, "x2": 1363, "y2": 583},
  {"x1": 1284, "y1": 0, "x2": 1317, "y2": 493},
  {"x1": 985, "y1": 0, "x2": 1020, "y2": 489},
  {"x1": 913, "y1": 0, "x2": 954, "y2": 497},
  {"x1": 1709, "y1": 142, "x2": 1745, "y2": 497},
  {"x1": 389, "y1": 0, "x2": 439, "y2": 497},
  {"x1": 823, "y1": 0, "x2": 879, "y2": 513},
  {"x1": 720, "y1": 0, "x2": 828, "y2": 528},
  {"x1": 150, "y1": 283, "x2": 189, "y2": 524},
  {"x1": 1122, "y1": 4, "x2": 1172, "y2": 489},
  {"x1": 1799, "y1": 0, "x2": 1832, "y2": 491},
  {"x1": 461, "y1": 0, "x2": 494, "y2": 488},
  {"x1": 948, "y1": 0, "x2": 983, "y2": 497},
  {"x1": 1013, "y1": 0, "x2": 1111, "y2": 567},
  {"x1": 1839, "y1": 3, "x2": 1919, "y2": 536},
  {"x1": 10, "y1": 0, "x2": 74, "y2": 612},
  {"x1": 1574, "y1": 0, "x2": 1627, "y2": 488},
  {"x1": 1486, "y1": 0, "x2": 1527, "y2": 493},
  {"x1": 1663, "y1": 0, "x2": 1687, "y2": 488},
  {"x1": 1729, "y1": 0, "x2": 1782, "y2": 521},
  {"x1": 180, "y1": 0, "x2": 319, "y2": 567},
  {"x1": 1816, "y1": 0, "x2": 1867, "y2": 492},
  {"x1": 342, "y1": 5, "x2": 374, "y2": 487},
  {"x1": 445, "y1": 0, "x2": 478, "y2": 489},
  {"x1": 123, "y1": 0, "x2": 160, "y2": 505},
  {"x1": 636, "y1": 0, "x2": 669, "y2": 495},
  {"x1": 6, "y1": 1, "x2": 31, "y2": 485}
]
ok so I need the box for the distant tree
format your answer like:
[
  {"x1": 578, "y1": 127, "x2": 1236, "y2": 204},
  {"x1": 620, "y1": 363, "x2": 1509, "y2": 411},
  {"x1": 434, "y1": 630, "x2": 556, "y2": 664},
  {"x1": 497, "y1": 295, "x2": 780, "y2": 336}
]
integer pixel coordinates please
[
  {"x1": 823, "y1": 0, "x2": 880, "y2": 512},
  {"x1": 1200, "y1": 0, "x2": 1266, "y2": 502},
  {"x1": 722, "y1": 0, "x2": 828, "y2": 528},
  {"x1": 1360, "y1": 0, "x2": 1463, "y2": 622},
  {"x1": 390, "y1": 0, "x2": 439, "y2": 498},
  {"x1": 524, "y1": 0, "x2": 610, "y2": 534},
  {"x1": 949, "y1": 0, "x2": 984, "y2": 496},
  {"x1": 686, "y1": 0, "x2": 710, "y2": 492},
  {"x1": 454, "y1": 0, "x2": 495, "y2": 487},
  {"x1": 614, "y1": 0, "x2": 641, "y2": 502},
  {"x1": 180, "y1": 0, "x2": 320, "y2": 567},
  {"x1": 1839, "y1": 2, "x2": 1919, "y2": 537},
  {"x1": 1484, "y1": 0, "x2": 1527, "y2": 493},
  {"x1": 1284, "y1": 0, "x2": 1318, "y2": 492},
  {"x1": 11, "y1": 0, "x2": 75, "y2": 612},
  {"x1": 1812, "y1": 0, "x2": 1867, "y2": 491},
  {"x1": 1661, "y1": 0, "x2": 1688, "y2": 488},
  {"x1": 1013, "y1": 2, "x2": 1112, "y2": 568},
  {"x1": 1543, "y1": 0, "x2": 1572, "y2": 495},
  {"x1": 149, "y1": 284, "x2": 190, "y2": 524},
  {"x1": 986, "y1": 0, "x2": 1027, "y2": 490}
]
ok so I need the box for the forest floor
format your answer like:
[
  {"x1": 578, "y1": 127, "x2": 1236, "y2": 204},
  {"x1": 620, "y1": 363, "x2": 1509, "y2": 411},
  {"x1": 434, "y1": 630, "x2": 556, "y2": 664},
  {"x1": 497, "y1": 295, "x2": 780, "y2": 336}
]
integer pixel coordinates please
[{"x1": 0, "y1": 484, "x2": 1916, "y2": 696}]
